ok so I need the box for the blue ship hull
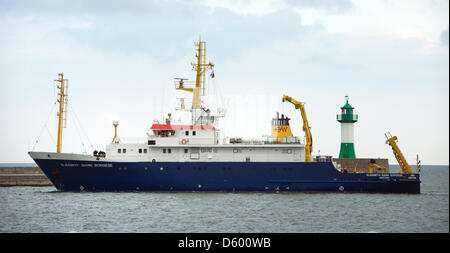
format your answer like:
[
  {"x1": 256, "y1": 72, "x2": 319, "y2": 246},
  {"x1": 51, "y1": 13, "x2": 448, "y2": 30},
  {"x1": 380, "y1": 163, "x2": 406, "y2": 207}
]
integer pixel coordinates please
[{"x1": 33, "y1": 159, "x2": 420, "y2": 193}]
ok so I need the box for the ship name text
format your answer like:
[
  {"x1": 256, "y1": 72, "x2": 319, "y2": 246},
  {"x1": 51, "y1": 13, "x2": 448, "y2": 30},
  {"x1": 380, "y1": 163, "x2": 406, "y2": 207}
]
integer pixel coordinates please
[{"x1": 60, "y1": 163, "x2": 113, "y2": 167}]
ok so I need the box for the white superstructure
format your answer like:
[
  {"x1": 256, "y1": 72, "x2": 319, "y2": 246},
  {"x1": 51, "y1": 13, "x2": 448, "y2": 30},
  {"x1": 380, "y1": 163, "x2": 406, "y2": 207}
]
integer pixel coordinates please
[{"x1": 104, "y1": 122, "x2": 306, "y2": 163}]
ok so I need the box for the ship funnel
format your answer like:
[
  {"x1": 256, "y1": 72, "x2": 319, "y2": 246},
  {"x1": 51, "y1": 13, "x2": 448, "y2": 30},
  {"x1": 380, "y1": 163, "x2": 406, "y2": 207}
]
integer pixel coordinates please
[{"x1": 271, "y1": 112, "x2": 293, "y2": 143}]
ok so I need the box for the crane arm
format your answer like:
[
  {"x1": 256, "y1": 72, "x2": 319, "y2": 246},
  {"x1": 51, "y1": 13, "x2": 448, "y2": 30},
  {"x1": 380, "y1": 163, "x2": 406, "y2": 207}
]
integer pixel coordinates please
[
  {"x1": 385, "y1": 132, "x2": 413, "y2": 174},
  {"x1": 282, "y1": 95, "x2": 313, "y2": 162},
  {"x1": 176, "y1": 85, "x2": 194, "y2": 93}
]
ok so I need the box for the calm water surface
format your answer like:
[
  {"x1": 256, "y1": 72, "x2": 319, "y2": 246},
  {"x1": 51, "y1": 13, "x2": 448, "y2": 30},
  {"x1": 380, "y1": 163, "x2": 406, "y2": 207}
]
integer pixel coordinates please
[{"x1": 0, "y1": 165, "x2": 448, "y2": 233}]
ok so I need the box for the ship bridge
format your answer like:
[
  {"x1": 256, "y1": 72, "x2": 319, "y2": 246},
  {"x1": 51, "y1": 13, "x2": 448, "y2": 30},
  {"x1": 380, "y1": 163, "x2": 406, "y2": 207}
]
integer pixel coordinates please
[{"x1": 148, "y1": 123, "x2": 219, "y2": 146}]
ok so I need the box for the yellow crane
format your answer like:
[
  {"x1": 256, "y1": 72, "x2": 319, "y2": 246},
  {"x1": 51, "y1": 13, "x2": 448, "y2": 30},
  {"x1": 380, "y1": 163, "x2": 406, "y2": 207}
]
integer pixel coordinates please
[
  {"x1": 368, "y1": 159, "x2": 388, "y2": 173},
  {"x1": 282, "y1": 95, "x2": 312, "y2": 162},
  {"x1": 385, "y1": 132, "x2": 413, "y2": 174}
]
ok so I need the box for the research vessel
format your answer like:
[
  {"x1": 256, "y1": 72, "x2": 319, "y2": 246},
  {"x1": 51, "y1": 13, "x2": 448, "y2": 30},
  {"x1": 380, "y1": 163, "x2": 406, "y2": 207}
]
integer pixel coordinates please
[{"x1": 28, "y1": 40, "x2": 420, "y2": 193}]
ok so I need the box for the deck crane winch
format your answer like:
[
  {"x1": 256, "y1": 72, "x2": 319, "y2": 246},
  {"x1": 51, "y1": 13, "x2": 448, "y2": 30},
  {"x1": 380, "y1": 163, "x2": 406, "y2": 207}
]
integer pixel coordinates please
[
  {"x1": 282, "y1": 95, "x2": 313, "y2": 162},
  {"x1": 385, "y1": 132, "x2": 413, "y2": 174}
]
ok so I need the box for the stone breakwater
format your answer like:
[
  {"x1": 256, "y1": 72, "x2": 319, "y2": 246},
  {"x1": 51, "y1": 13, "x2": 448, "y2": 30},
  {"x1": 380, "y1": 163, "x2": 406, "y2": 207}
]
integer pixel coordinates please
[{"x1": 0, "y1": 167, "x2": 52, "y2": 186}]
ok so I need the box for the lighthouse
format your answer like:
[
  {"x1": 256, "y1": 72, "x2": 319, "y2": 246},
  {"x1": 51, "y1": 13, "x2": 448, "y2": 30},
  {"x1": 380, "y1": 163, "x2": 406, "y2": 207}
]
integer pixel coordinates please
[{"x1": 337, "y1": 96, "x2": 358, "y2": 158}]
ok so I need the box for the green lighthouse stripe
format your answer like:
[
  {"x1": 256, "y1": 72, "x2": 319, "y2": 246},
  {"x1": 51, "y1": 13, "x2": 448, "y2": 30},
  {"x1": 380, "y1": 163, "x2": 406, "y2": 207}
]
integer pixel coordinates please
[
  {"x1": 337, "y1": 114, "x2": 358, "y2": 123},
  {"x1": 338, "y1": 142, "x2": 356, "y2": 159}
]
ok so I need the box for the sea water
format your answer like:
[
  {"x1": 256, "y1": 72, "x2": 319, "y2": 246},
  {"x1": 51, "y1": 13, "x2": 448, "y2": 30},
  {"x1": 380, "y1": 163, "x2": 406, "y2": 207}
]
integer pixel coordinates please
[{"x1": 0, "y1": 165, "x2": 448, "y2": 233}]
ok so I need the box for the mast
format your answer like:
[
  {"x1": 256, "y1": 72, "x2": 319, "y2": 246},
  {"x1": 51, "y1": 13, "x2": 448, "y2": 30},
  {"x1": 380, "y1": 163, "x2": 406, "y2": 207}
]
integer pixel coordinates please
[
  {"x1": 54, "y1": 72, "x2": 68, "y2": 153},
  {"x1": 175, "y1": 40, "x2": 214, "y2": 125},
  {"x1": 191, "y1": 40, "x2": 214, "y2": 109},
  {"x1": 112, "y1": 120, "x2": 120, "y2": 144}
]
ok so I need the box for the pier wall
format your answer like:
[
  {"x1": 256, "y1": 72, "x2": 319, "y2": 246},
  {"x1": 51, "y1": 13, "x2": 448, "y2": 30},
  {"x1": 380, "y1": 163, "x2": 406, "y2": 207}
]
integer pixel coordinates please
[{"x1": 0, "y1": 167, "x2": 52, "y2": 186}]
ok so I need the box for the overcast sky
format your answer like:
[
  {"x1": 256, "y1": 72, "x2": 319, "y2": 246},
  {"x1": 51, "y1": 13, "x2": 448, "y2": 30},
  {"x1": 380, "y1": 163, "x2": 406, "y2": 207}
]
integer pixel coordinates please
[{"x1": 0, "y1": 0, "x2": 448, "y2": 165}]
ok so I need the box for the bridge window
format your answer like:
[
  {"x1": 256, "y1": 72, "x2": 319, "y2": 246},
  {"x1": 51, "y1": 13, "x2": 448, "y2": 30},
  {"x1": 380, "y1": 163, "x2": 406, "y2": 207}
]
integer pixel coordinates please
[
  {"x1": 122, "y1": 149, "x2": 126, "y2": 154},
  {"x1": 139, "y1": 149, "x2": 142, "y2": 154},
  {"x1": 163, "y1": 148, "x2": 166, "y2": 153},
  {"x1": 168, "y1": 148, "x2": 172, "y2": 154},
  {"x1": 118, "y1": 149, "x2": 121, "y2": 154},
  {"x1": 144, "y1": 149, "x2": 147, "y2": 153},
  {"x1": 193, "y1": 131, "x2": 196, "y2": 136},
  {"x1": 185, "y1": 131, "x2": 189, "y2": 136}
]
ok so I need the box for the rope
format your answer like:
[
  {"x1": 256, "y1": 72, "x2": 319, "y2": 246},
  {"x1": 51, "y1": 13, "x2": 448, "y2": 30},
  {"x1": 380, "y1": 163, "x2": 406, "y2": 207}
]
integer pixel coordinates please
[
  {"x1": 32, "y1": 102, "x2": 57, "y2": 151},
  {"x1": 44, "y1": 124, "x2": 56, "y2": 145},
  {"x1": 69, "y1": 104, "x2": 94, "y2": 149},
  {"x1": 69, "y1": 109, "x2": 87, "y2": 153}
]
